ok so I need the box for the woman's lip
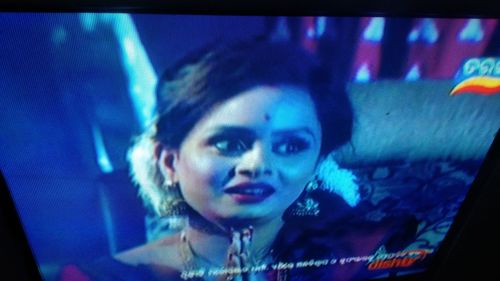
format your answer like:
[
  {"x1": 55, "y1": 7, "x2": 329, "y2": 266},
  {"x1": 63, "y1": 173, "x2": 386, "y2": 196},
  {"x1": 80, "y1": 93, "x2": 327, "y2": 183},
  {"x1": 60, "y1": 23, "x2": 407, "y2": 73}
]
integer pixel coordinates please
[{"x1": 224, "y1": 183, "x2": 275, "y2": 203}]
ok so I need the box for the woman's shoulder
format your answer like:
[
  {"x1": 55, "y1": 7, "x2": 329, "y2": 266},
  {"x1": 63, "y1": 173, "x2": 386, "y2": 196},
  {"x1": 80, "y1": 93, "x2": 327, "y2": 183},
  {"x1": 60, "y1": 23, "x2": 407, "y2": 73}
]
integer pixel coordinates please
[
  {"x1": 60, "y1": 256, "x2": 155, "y2": 281},
  {"x1": 114, "y1": 232, "x2": 181, "y2": 267},
  {"x1": 278, "y1": 191, "x2": 419, "y2": 261},
  {"x1": 60, "y1": 234, "x2": 185, "y2": 281},
  {"x1": 276, "y1": 200, "x2": 419, "y2": 281}
]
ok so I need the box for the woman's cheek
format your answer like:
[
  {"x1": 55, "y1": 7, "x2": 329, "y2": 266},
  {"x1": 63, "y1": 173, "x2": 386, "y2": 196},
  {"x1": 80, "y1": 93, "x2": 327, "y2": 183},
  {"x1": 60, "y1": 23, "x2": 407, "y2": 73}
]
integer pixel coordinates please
[
  {"x1": 278, "y1": 156, "x2": 317, "y2": 186},
  {"x1": 204, "y1": 156, "x2": 235, "y2": 191},
  {"x1": 182, "y1": 152, "x2": 232, "y2": 193}
]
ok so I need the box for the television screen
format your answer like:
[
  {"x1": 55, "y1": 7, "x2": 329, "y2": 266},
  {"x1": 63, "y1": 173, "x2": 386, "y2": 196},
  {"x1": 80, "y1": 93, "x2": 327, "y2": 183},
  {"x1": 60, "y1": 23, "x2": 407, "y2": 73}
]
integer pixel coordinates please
[{"x1": 1, "y1": 12, "x2": 499, "y2": 281}]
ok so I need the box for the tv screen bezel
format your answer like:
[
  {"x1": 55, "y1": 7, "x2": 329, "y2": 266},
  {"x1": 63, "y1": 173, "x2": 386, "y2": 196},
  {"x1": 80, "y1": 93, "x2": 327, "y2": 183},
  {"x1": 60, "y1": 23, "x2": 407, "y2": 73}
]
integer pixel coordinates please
[{"x1": 0, "y1": 2, "x2": 499, "y2": 280}]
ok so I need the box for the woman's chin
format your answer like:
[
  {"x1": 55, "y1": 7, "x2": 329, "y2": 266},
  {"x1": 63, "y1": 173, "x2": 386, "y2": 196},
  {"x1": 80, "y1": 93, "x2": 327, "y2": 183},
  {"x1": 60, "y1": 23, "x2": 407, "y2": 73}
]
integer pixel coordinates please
[
  {"x1": 213, "y1": 206, "x2": 284, "y2": 227},
  {"x1": 197, "y1": 196, "x2": 288, "y2": 227}
]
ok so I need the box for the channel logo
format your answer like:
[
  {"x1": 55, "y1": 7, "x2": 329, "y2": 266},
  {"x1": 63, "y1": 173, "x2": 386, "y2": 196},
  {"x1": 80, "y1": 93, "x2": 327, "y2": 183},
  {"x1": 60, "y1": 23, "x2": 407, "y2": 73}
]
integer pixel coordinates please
[
  {"x1": 366, "y1": 246, "x2": 432, "y2": 271},
  {"x1": 450, "y1": 57, "x2": 500, "y2": 96}
]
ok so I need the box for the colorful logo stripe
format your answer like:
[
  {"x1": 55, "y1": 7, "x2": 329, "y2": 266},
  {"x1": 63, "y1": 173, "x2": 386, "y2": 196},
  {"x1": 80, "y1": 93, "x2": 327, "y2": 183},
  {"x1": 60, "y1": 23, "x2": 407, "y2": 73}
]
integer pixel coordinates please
[{"x1": 450, "y1": 76, "x2": 500, "y2": 96}]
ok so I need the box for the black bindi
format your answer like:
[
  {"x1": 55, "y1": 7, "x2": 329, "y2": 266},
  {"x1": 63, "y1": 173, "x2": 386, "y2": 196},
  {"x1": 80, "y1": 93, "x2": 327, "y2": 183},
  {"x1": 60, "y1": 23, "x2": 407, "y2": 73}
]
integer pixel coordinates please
[{"x1": 264, "y1": 113, "x2": 271, "y2": 121}]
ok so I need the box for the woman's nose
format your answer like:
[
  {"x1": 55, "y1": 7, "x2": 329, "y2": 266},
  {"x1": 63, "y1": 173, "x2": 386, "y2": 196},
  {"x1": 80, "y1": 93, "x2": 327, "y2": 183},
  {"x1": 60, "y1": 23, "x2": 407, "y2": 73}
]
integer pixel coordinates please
[{"x1": 236, "y1": 142, "x2": 273, "y2": 178}]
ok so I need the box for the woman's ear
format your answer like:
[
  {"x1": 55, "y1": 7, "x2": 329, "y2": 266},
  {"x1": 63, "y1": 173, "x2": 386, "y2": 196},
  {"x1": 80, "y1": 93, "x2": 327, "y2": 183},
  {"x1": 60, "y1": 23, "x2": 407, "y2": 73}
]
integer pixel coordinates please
[{"x1": 155, "y1": 142, "x2": 180, "y2": 184}]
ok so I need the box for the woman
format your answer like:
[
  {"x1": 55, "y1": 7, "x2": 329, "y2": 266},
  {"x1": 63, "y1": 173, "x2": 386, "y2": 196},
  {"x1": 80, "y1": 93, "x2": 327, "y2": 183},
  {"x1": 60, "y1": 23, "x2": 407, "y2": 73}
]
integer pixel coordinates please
[{"x1": 61, "y1": 40, "x2": 415, "y2": 281}]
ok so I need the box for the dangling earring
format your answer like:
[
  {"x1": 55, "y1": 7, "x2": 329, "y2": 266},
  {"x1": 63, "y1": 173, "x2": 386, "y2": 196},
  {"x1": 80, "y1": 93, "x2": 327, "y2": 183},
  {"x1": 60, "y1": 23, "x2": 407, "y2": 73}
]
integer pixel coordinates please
[
  {"x1": 158, "y1": 181, "x2": 187, "y2": 217},
  {"x1": 146, "y1": 181, "x2": 187, "y2": 241},
  {"x1": 290, "y1": 177, "x2": 321, "y2": 217}
]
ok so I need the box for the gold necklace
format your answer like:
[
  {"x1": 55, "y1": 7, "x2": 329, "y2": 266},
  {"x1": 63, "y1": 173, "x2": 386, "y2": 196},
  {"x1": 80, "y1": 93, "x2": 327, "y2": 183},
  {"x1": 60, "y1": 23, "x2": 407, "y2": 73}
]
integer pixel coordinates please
[
  {"x1": 179, "y1": 230, "x2": 229, "y2": 271},
  {"x1": 179, "y1": 230, "x2": 208, "y2": 270},
  {"x1": 177, "y1": 230, "x2": 282, "y2": 281}
]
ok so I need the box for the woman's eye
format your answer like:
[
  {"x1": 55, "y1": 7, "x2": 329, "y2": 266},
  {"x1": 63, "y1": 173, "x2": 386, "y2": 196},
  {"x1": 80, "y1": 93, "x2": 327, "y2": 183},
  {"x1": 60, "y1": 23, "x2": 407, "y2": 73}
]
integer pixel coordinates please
[
  {"x1": 273, "y1": 138, "x2": 310, "y2": 155},
  {"x1": 211, "y1": 138, "x2": 249, "y2": 155}
]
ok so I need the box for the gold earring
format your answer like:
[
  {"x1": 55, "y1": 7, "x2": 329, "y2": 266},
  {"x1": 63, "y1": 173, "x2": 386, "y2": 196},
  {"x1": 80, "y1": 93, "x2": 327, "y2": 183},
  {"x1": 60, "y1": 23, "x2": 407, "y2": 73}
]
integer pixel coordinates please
[
  {"x1": 159, "y1": 181, "x2": 187, "y2": 217},
  {"x1": 290, "y1": 178, "x2": 320, "y2": 217}
]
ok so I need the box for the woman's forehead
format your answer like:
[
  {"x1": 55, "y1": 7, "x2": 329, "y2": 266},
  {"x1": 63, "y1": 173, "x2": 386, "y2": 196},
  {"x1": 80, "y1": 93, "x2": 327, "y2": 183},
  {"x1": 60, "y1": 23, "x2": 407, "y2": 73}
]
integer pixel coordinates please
[{"x1": 192, "y1": 86, "x2": 322, "y2": 136}]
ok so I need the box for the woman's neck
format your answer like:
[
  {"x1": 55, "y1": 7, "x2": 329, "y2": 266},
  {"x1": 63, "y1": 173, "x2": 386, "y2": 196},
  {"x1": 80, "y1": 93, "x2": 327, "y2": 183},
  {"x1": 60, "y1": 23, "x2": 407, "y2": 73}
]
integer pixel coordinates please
[{"x1": 184, "y1": 215, "x2": 284, "y2": 267}]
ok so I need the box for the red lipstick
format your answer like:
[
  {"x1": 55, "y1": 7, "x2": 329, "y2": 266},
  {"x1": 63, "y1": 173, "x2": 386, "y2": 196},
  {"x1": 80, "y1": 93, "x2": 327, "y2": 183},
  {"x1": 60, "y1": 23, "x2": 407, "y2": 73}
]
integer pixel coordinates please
[{"x1": 224, "y1": 183, "x2": 275, "y2": 203}]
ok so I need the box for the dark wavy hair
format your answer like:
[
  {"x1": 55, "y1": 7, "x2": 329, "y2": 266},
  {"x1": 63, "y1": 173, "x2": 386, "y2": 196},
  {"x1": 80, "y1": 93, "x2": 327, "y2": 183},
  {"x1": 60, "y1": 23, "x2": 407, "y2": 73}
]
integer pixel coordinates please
[{"x1": 154, "y1": 40, "x2": 353, "y2": 155}]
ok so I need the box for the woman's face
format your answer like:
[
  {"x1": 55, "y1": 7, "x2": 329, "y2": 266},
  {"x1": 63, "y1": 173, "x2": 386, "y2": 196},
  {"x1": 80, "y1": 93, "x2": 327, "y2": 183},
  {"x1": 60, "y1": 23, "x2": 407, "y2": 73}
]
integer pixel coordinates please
[{"x1": 165, "y1": 85, "x2": 322, "y2": 226}]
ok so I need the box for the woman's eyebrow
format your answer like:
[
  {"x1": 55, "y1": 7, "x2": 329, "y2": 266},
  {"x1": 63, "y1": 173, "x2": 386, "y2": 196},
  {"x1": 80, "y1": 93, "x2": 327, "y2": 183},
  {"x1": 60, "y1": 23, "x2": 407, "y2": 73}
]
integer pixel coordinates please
[
  {"x1": 272, "y1": 127, "x2": 317, "y2": 140},
  {"x1": 208, "y1": 126, "x2": 257, "y2": 138},
  {"x1": 208, "y1": 126, "x2": 316, "y2": 141}
]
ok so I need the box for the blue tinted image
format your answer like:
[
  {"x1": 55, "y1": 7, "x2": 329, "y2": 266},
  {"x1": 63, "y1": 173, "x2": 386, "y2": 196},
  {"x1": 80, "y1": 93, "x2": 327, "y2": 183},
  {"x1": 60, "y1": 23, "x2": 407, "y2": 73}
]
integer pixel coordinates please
[{"x1": 0, "y1": 13, "x2": 499, "y2": 281}]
